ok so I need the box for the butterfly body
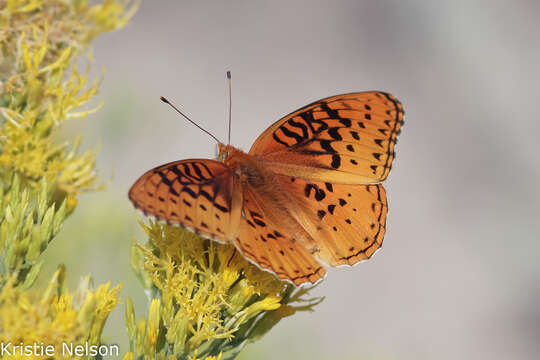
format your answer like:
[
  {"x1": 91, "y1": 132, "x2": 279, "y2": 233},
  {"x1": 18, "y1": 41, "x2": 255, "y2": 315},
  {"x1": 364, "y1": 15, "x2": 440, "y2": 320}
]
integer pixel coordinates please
[
  {"x1": 219, "y1": 144, "x2": 268, "y2": 188},
  {"x1": 130, "y1": 91, "x2": 404, "y2": 285},
  {"x1": 220, "y1": 144, "x2": 322, "y2": 253}
]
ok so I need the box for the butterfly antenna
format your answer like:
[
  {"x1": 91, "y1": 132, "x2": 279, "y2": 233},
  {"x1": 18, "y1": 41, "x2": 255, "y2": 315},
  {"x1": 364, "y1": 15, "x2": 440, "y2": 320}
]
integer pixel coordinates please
[
  {"x1": 160, "y1": 96, "x2": 221, "y2": 143},
  {"x1": 227, "y1": 70, "x2": 232, "y2": 145}
]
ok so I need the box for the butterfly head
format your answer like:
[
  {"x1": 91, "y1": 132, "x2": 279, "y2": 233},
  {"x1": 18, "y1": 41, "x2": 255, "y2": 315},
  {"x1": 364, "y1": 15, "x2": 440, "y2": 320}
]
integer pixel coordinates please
[{"x1": 217, "y1": 143, "x2": 236, "y2": 162}]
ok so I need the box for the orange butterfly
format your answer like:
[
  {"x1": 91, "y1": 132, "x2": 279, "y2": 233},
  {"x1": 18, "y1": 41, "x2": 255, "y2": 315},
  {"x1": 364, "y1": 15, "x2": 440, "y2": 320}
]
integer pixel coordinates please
[{"x1": 129, "y1": 91, "x2": 404, "y2": 285}]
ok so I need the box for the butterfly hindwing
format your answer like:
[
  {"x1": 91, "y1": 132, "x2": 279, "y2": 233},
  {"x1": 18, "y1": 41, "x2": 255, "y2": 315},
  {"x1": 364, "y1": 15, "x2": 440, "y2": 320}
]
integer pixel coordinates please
[
  {"x1": 234, "y1": 186, "x2": 326, "y2": 285},
  {"x1": 275, "y1": 175, "x2": 388, "y2": 267},
  {"x1": 249, "y1": 92, "x2": 404, "y2": 184},
  {"x1": 129, "y1": 159, "x2": 241, "y2": 242}
]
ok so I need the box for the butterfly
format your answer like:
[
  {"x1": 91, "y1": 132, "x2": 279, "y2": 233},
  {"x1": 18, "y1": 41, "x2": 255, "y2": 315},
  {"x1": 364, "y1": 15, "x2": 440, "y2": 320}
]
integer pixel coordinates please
[{"x1": 129, "y1": 91, "x2": 404, "y2": 285}]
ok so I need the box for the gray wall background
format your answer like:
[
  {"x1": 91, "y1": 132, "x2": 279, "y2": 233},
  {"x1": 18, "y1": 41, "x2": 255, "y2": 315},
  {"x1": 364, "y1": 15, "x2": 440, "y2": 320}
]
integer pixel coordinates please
[{"x1": 45, "y1": 1, "x2": 540, "y2": 359}]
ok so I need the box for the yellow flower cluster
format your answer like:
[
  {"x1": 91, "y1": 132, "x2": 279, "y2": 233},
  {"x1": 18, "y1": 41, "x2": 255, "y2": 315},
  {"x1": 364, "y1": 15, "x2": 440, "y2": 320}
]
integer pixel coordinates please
[
  {"x1": 127, "y1": 221, "x2": 324, "y2": 359},
  {"x1": 0, "y1": 266, "x2": 121, "y2": 359},
  {"x1": 0, "y1": 0, "x2": 136, "y2": 357},
  {"x1": 0, "y1": 0, "x2": 137, "y2": 197},
  {"x1": 0, "y1": 0, "x2": 137, "y2": 284}
]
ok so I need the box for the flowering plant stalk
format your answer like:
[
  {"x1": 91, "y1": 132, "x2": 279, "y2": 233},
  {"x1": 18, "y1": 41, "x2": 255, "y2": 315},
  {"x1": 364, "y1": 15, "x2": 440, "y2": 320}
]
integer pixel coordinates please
[{"x1": 0, "y1": 0, "x2": 137, "y2": 357}]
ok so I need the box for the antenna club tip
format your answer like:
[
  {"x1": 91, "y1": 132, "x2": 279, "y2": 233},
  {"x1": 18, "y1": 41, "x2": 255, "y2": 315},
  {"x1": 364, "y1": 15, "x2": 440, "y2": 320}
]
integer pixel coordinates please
[
  {"x1": 226, "y1": 71, "x2": 231, "y2": 79},
  {"x1": 160, "y1": 96, "x2": 169, "y2": 104}
]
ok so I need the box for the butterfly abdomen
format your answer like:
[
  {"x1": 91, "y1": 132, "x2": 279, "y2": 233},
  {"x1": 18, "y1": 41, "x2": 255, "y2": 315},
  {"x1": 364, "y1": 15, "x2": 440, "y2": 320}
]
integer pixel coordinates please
[{"x1": 223, "y1": 147, "x2": 322, "y2": 254}]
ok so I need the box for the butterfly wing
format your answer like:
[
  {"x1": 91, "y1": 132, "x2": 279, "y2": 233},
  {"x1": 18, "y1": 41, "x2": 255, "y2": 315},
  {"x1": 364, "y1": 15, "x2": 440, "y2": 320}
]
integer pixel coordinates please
[
  {"x1": 129, "y1": 158, "x2": 325, "y2": 285},
  {"x1": 275, "y1": 175, "x2": 388, "y2": 267},
  {"x1": 249, "y1": 92, "x2": 404, "y2": 184},
  {"x1": 128, "y1": 159, "x2": 242, "y2": 242},
  {"x1": 234, "y1": 185, "x2": 326, "y2": 285}
]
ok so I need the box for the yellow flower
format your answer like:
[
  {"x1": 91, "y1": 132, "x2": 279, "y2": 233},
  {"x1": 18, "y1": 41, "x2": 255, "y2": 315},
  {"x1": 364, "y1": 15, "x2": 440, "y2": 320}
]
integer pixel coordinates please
[
  {"x1": 0, "y1": 2, "x2": 135, "y2": 358},
  {"x1": 0, "y1": 267, "x2": 121, "y2": 359},
  {"x1": 0, "y1": 0, "x2": 138, "y2": 287},
  {"x1": 189, "y1": 350, "x2": 223, "y2": 360},
  {"x1": 127, "y1": 221, "x2": 324, "y2": 359},
  {"x1": 0, "y1": 0, "x2": 139, "y2": 198}
]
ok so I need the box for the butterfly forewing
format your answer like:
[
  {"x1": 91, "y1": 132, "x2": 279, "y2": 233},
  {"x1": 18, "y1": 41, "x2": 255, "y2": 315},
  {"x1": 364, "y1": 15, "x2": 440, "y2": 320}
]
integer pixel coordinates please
[
  {"x1": 249, "y1": 92, "x2": 404, "y2": 183},
  {"x1": 129, "y1": 159, "x2": 241, "y2": 242}
]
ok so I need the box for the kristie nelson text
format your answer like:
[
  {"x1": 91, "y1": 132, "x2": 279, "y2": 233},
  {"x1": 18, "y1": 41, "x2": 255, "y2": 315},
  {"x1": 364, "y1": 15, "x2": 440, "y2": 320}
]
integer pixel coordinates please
[{"x1": 0, "y1": 342, "x2": 119, "y2": 357}]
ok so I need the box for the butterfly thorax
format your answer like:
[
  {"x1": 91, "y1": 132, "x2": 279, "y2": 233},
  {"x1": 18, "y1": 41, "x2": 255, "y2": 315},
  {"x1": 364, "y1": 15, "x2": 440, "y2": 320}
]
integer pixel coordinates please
[
  {"x1": 218, "y1": 143, "x2": 266, "y2": 188},
  {"x1": 217, "y1": 143, "x2": 323, "y2": 256}
]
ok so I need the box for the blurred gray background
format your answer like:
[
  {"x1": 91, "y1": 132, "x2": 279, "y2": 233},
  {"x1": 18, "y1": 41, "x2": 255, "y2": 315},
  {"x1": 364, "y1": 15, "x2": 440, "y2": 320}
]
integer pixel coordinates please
[{"x1": 42, "y1": 0, "x2": 540, "y2": 359}]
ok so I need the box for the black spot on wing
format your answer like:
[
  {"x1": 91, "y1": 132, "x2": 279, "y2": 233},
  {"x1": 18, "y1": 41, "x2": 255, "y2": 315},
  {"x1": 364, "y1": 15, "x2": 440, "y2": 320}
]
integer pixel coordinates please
[
  {"x1": 305, "y1": 184, "x2": 326, "y2": 201},
  {"x1": 331, "y1": 155, "x2": 341, "y2": 169},
  {"x1": 328, "y1": 127, "x2": 342, "y2": 140}
]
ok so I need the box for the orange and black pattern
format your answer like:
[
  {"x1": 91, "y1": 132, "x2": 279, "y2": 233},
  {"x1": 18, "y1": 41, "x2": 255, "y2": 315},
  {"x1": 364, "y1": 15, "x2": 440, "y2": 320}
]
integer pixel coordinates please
[
  {"x1": 250, "y1": 92, "x2": 404, "y2": 183},
  {"x1": 235, "y1": 186, "x2": 326, "y2": 285},
  {"x1": 129, "y1": 159, "x2": 236, "y2": 241},
  {"x1": 129, "y1": 91, "x2": 404, "y2": 285},
  {"x1": 277, "y1": 175, "x2": 388, "y2": 267}
]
